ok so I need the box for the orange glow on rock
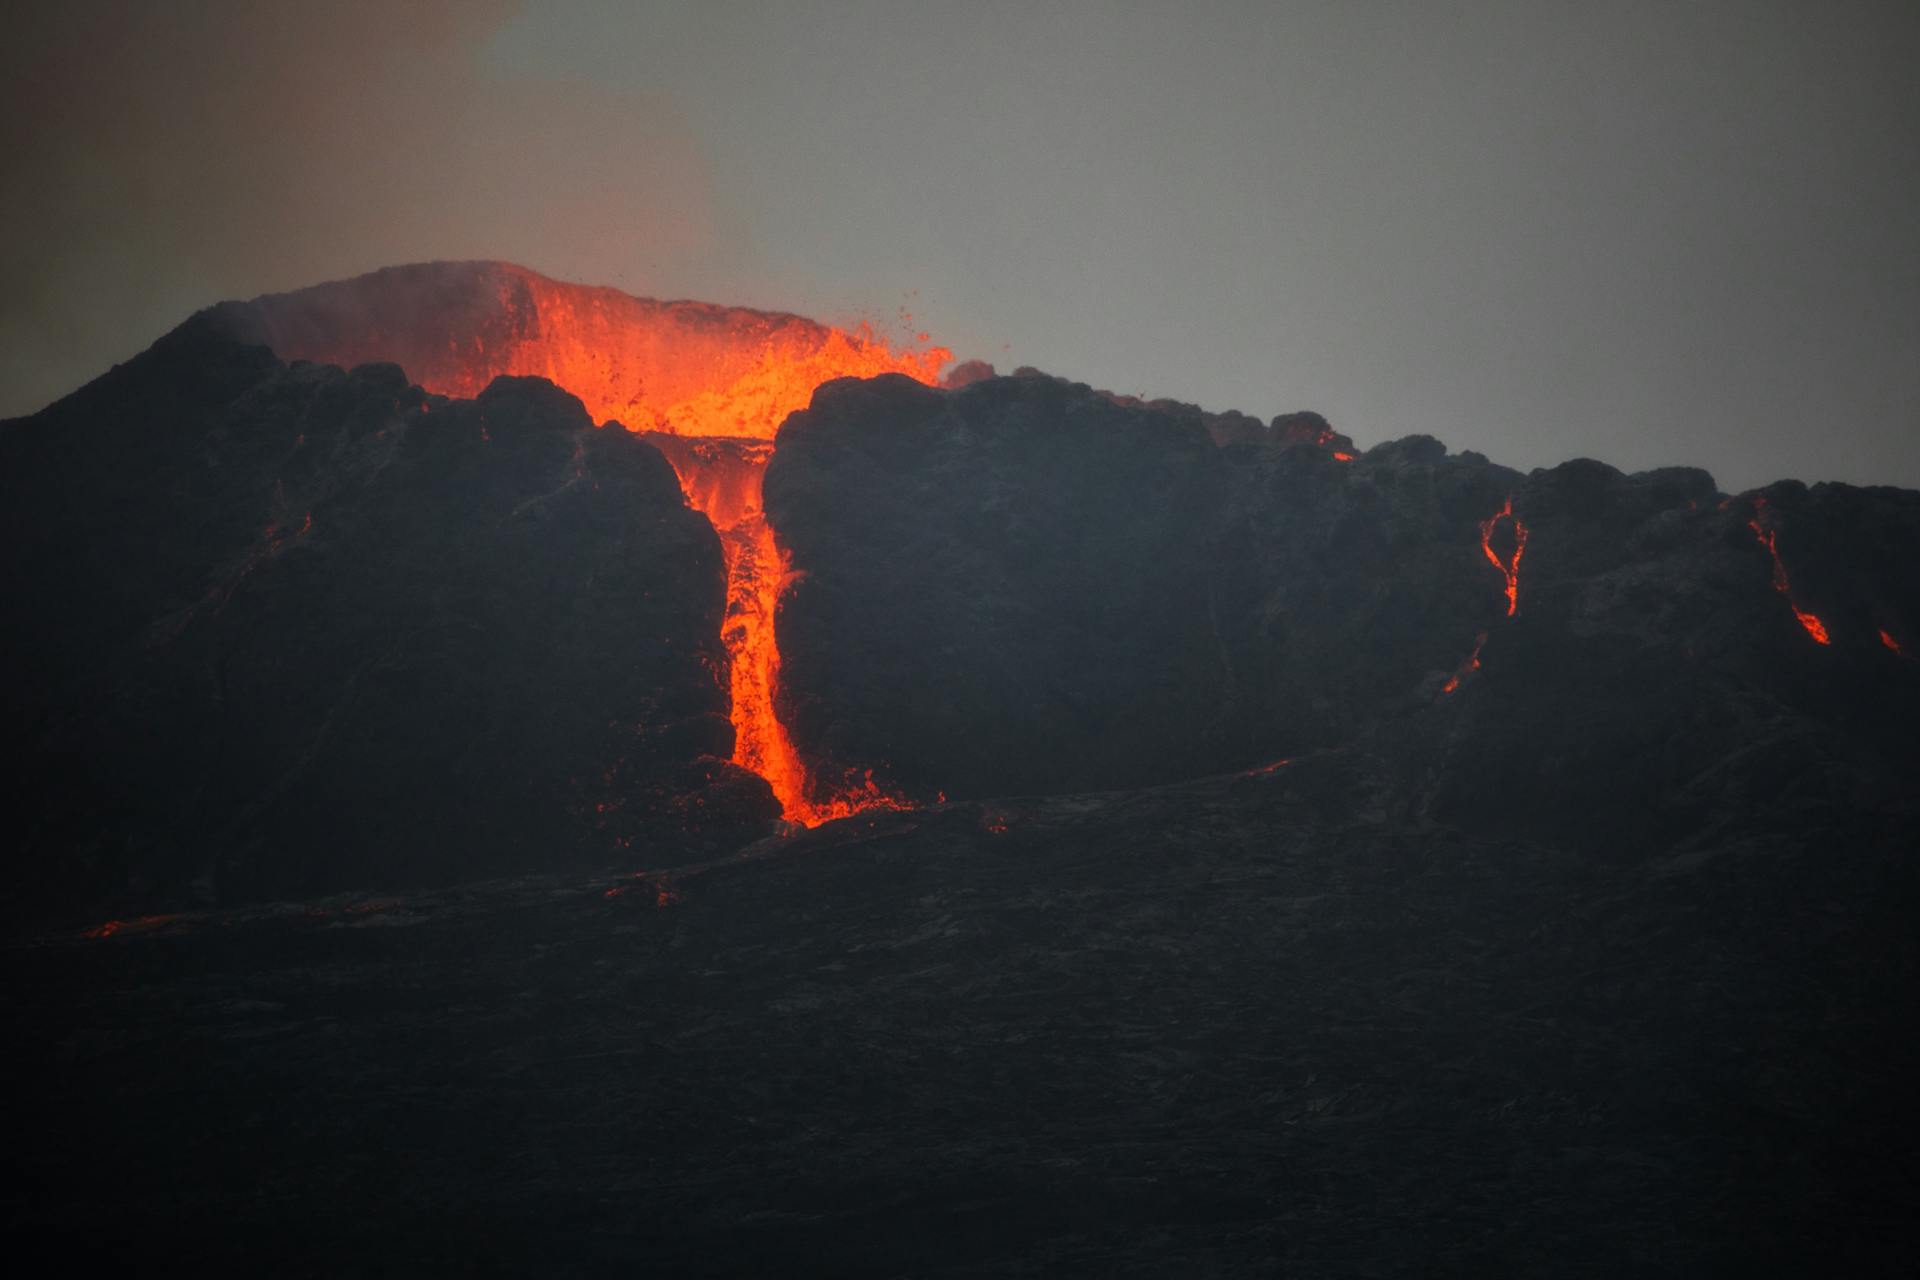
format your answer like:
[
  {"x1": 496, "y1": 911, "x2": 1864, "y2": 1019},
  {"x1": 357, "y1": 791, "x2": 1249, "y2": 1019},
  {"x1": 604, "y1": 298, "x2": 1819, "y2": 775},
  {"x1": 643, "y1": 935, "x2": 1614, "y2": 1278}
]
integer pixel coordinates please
[
  {"x1": 1880, "y1": 629, "x2": 1902, "y2": 656},
  {"x1": 1478, "y1": 498, "x2": 1529, "y2": 617},
  {"x1": 292, "y1": 266, "x2": 952, "y2": 440},
  {"x1": 1747, "y1": 498, "x2": 1832, "y2": 646},
  {"x1": 82, "y1": 913, "x2": 183, "y2": 940},
  {"x1": 274, "y1": 272, "x2": 948, "y2": 826},
  {"x1": 257, "y1": 266, "x2": 948, "y2": 825}
]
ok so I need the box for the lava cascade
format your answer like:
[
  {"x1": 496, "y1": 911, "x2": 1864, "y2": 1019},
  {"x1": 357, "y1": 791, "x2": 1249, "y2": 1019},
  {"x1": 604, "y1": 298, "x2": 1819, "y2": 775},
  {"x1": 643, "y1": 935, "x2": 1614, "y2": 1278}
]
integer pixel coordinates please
[
  {"x1": 645, "y1": 436, "x2": 920, "y2": 824},
  {"x1": 238, "y1": 263, "x2": 949, "y2": 823},
  {"x1": 1747, "y1": 498, "x2": 1831, "y2": 646},
  {"x1": 1478, "y1": 498, "x2": 1529, "y2": 617}
]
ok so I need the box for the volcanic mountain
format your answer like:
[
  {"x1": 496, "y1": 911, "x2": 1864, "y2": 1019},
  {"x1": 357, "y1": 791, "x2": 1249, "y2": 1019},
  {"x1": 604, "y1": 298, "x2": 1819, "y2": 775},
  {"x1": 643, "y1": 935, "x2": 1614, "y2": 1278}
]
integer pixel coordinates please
[{"x1": 5, "y1": 262, "x2": 1919, "y2": 1272}]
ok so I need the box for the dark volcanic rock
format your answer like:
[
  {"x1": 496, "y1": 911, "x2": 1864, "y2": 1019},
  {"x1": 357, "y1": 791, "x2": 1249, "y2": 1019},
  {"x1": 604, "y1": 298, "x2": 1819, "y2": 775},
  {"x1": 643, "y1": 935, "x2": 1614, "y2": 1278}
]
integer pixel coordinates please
[
  {"x1": 7, "y1": 268, "x2": 1920, "y2": 1275},
  {"x1": 766, "y1": 373, "x2": 1229, "y2": 798},
  {"x1": 0, "y1": 319, "x2": 776, "y2": 916},
  {"x1": 9, "y1": 763, "x2": 1916, "y2": 1274},
  {"x1": 766, "y1": 373, "x2": 1920, "y2": 849}
]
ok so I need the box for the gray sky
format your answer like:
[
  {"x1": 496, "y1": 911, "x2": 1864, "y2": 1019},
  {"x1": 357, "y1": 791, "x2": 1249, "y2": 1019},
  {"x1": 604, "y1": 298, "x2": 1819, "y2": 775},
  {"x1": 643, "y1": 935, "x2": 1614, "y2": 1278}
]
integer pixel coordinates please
[{"x1": 5, "y1": 1, "x2": 1916, "y2": 491}]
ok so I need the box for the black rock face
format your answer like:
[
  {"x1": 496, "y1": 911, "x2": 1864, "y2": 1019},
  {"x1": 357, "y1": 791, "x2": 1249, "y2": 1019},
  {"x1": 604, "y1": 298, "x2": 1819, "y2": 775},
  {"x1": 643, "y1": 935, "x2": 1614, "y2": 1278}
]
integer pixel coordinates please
[
  {"x1": 766, "y1": 372, "x2": 1230, "y2": 798},
  {"x1": 1, "y1": 319, "x2": 776, "y2": 915},
  {"x1": 8, "y1": 269, "x2": 1920, "y2": 1273},
  {"x1": 766, "y1": 370, "x2": 1920, "y2": 850}
]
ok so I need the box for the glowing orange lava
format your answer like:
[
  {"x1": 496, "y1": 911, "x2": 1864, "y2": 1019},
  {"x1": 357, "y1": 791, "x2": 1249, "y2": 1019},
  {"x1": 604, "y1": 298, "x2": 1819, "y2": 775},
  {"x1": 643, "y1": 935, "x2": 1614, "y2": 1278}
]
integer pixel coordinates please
[
  {"x1": 644, "y1": 428, "x2": 932, "y2": 825},
  {"x1": 1881, "y1": 629, "x2": 1904, "y2": 656},
  {"x1": 1442, "y1": 632, "x2": 1488, "y2": 695},
  {"x1": 1747, "y1": 498, "x2": 1831, "y2": 646},
  {"x1": 1478, "y1": 498, "x2": 1529, "y2": 617},
  {"x1": 247, "y1": 265, "x2": 949, "y2": 824}
]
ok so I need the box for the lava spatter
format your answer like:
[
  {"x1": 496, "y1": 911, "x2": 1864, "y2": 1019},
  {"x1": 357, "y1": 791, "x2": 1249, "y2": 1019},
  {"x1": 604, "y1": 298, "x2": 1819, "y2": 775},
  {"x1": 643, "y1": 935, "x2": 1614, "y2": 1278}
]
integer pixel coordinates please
[{"x1": 1747, "y1": 498, "x2": 1831, "y2": 646}]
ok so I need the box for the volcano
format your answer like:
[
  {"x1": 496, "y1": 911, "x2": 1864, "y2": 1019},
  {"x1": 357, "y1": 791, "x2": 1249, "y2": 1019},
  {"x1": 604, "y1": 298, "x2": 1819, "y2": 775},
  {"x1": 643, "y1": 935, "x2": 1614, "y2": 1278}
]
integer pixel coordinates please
[{"x1": 6, "y1": 262, "x2": 1920, "y2": 1273}]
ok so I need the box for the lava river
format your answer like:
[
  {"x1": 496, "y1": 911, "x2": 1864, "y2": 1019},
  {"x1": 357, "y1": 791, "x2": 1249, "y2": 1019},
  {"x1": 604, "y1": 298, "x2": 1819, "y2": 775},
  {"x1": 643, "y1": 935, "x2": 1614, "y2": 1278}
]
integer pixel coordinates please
[
  {"x1": 244, "y1": 264, "x2": 949, "y2": 824},
  {"x1": 507, "y1": 307, "x2": 950, "y2": 824}
]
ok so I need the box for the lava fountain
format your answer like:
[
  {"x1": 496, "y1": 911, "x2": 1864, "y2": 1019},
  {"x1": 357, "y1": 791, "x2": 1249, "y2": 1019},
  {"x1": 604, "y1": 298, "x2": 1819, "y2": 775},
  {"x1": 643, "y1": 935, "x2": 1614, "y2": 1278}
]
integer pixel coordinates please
[{"x1": 220, "y1": 261, "x2": 950, "y2": 823}]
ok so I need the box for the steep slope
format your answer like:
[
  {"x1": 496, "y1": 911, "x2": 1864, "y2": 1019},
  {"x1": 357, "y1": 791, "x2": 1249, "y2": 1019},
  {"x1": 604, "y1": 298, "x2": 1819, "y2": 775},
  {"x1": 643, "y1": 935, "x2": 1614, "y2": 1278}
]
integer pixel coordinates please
[
  {"x1": 207, "y1": 260, "x2": 949, "y2": 822},
  {"x1": 766, "y1": 370, "x2": 1920, "y2": 851},
  {"x1": 0, "y1": 319, "x2": 775, "y2": 914}
]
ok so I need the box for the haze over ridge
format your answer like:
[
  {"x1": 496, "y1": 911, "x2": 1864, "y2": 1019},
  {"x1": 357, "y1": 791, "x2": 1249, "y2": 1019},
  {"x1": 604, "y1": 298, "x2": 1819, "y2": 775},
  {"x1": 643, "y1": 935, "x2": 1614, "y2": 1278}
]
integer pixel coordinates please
[{"x1": 4, "y1": 0, "x2": 1917, "y2": 492}]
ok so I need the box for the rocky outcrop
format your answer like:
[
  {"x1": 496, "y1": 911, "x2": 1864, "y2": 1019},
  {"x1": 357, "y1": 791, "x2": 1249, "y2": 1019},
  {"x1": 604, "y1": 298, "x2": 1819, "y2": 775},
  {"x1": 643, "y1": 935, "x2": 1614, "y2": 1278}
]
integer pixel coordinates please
[
  {"x1": 766, "y1": 371, "x2": 1920, "y2": 848},
  {"x1": 11, "y1": 265, "x2": 1920, "y2": 912},
  {"x1": 765, "y1": 372, "x2": 1229, "y2": 798},
  {"x1": 0, "y1": 319, "x2": 776, "y2": 914}
]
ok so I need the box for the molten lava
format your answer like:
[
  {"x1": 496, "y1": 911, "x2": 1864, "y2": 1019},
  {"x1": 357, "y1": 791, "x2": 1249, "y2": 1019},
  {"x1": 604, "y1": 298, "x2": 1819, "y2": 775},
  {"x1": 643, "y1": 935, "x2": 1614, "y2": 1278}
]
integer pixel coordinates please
[
  {"x1": 1443, "y1": 500, "x2": 1526, "y2": 699},
  {"x1": 1478, "y1": 498, "x2": 1529, "y2": 617},
  {"x1": 1747, "y1": 498, "x2": 1832, "y2": 646},
  {"x1": 245, "y1": 264, "x2": 947, "y2": 824},
  {"x1": 1881, "y1": 629, "x2": 1904, "y2": 656},
  {"x1": 1442, "y1": 632, "x2": 1488, "y2": 695}
]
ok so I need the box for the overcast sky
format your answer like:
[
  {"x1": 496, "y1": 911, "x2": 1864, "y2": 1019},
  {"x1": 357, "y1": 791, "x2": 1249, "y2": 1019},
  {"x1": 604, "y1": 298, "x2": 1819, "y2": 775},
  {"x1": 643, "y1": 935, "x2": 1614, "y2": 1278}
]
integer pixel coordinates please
[{"x1": 5, "y1": 0, "x2": 1916, "y2": 491}]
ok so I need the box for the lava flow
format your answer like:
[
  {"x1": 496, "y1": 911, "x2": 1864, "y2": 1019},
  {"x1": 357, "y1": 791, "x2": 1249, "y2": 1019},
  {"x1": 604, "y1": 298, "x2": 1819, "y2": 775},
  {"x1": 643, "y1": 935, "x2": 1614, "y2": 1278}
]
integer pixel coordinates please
[
  {"x1": 1442, "y1": 632, "x2": 1488, "y2": 695},
  {"x1": 246, "y1": 263, "x2": 948, "y2": 824},
  {"x1": 241, "y1": 264, "x2": 952, "y2": 825},
  {"x1": 648, "y1": 434, "x2": 929, "y2": 824},
  {"x1": 522, "y1": 318, "x2": 947, "y2": 823},
  {"x1": 1478, "y1": 497, "x2": 1529, "y2": 617},
  {"x1": 1747, "y1": 498, "x2": 1831, "y2": 646},
  {"x1": 1443, "y1": 497, "x2": 1528, "y2": 698}
]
